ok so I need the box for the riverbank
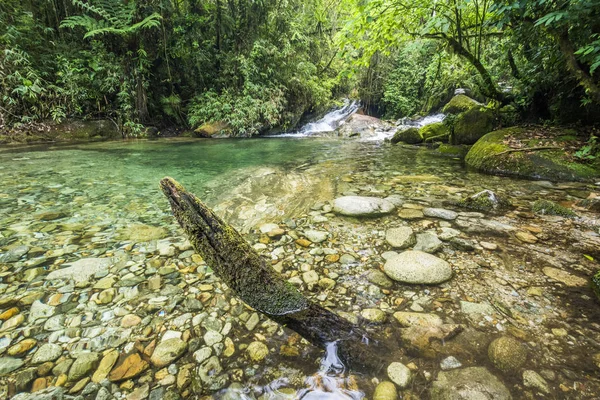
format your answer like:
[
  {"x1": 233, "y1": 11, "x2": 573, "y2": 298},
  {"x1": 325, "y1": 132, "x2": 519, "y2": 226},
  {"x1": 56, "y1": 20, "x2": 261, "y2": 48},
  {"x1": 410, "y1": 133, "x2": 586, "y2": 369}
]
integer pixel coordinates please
[{"x1": 0, "y1": 138, "x2": 599, "y2": 399}]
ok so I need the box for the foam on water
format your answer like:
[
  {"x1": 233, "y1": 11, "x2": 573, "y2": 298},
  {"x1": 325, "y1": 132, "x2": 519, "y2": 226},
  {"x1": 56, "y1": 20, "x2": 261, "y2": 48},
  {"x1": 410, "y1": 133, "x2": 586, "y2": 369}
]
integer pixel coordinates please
[{"x1": 275, "y1": 100, "x2": 360, "y2": 137}]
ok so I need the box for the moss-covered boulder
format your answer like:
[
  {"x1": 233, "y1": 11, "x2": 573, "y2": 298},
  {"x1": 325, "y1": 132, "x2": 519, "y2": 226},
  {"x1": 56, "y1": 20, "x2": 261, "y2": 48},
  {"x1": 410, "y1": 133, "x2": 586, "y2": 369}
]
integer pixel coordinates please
[
  {"x1": 453, "y1": 107, "x2": 494, "y2": 145},
  {"x1": 532, "y1": 200, "x2": 576, "y2": 218},
  {"x1": 592, "y1": 271, "x2": 600, "y2": 302},
  {"x1": 465, "y1": 127, "x2": 600, "y2": 182},
  {"x1": 420, "y1": 122, "x2": 450, "y2": 142},
  {"x1": 194, "y1": 121, "x2": 230, "y2": 138},
  {"x1": 442, "y1": 94, "x2": 483, "y2": 114},
  {"x1": 391, "y1": 127, "x2": 422, "y2": 144},
  {"x1": 436, "y1": 144, "x2": 469, "y2": 158}
]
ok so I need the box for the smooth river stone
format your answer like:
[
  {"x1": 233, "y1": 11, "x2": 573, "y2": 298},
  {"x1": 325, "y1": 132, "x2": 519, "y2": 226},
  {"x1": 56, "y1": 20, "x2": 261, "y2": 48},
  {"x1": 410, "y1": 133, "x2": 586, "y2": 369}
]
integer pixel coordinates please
[
  {"x1": 385, "y1": 227, "x2": 415, "y2": 249},
  {"x1": 430, "y1": 367, "x2": 511, "y2": 400},
  {"x1": 384, "y1": 251, "x2": 452, "y2": 284},
  {"x1": 332, "y1": 196, "x2": 395, "y2": 217},
  {"x1": 46, "y1": 258, "x2": 112, "y2": 283}
]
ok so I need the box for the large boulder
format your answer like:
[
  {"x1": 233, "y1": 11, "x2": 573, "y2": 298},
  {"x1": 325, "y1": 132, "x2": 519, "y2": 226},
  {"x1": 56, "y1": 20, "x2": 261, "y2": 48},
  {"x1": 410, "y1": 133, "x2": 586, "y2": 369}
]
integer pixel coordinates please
[
  {"x1": 452, "y1": 107, "x2": 494, "y2": 145},
  {"x1": 336, "y1": 114, "x2": 391, "y2": 138},
  {"x1": 442, "y1": 94, "x2": 483, "y2": 114},
  {"x1": 391, "y1": 127, "x2": 422, "y2": 144},
  {"x1": 194, "y1": 121, "x2": 230, "y2": 138},
  {"x1": 420, "y1": 122, "x2": 450, "y2": 142},
  {"x1": 465, "y1": 127, "x2": 600, "y2": 182},
  {"x1": 430, "y1": 367, "x2": 512, "y2": 400}
]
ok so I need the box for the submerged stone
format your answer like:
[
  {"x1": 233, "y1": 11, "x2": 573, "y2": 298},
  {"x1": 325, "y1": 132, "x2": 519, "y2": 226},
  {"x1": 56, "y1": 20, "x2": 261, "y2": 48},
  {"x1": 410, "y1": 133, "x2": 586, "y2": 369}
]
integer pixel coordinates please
[
  {"x1": 488, "y1": 336, "x2": 527, "y2": 373},
  {"x1": 385, "y1": 227, "x2": 415, "y2": 249},
  {"x1": 430, "y1": 367, "x2": 511, "y2": 400},
  {"x1": 332, "y1": 196, "x2": 395, "y2": 217},
  {"x1": 46, "y1": 258, "x2": 112, "y2": 283},
  {"x1": 384, "y1": 251, "x2": 452, "y2": 284}
]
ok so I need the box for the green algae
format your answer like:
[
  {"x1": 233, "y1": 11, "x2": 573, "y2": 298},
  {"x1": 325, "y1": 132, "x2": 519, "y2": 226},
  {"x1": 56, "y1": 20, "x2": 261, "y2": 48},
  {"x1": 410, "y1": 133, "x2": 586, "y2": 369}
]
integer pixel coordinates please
[
  {"x1": 442, "y1": 94, "x2": 482, "y2": 114},
  {"x1": 420, "y1": 122, "x2": 450, "y2": 142},
  {"x1": 532, "y1": 200, "x2": 576, "y2": 218},
  {"x1": 391, "y1": 127, "x2": 422, "y2": 144},
  {"x1": 592, "y1": 271, "x2": 600, "y2": 302},
  {"x1": 465, "y1": 127, "x2": 600, "y2": 182}
]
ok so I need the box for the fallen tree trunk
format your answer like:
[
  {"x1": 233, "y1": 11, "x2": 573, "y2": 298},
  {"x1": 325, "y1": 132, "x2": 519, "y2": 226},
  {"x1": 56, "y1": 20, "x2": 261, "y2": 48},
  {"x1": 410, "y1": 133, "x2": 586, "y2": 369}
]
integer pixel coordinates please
[{"x1": 160, "y1": 177, "x2": 392, "y2": 372}]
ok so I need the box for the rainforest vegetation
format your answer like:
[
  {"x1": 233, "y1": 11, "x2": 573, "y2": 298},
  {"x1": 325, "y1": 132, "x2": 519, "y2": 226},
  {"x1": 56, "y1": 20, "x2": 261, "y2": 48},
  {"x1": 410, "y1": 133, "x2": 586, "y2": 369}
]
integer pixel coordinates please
[{"x1": 1, "y1": 0, "x2": 599, "y2": 138}]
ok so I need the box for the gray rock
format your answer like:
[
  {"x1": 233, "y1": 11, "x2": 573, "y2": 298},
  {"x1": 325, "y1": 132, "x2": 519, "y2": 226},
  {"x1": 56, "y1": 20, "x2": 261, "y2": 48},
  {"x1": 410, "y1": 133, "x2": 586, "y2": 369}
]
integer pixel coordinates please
[
  {"x1": 367, "y1": 269, "x2": 394, "y2": 288},
  {"x1": 384, "y1": 195, "x2": 404, "y2": 207},
  {"x1": 150, "y1": 338, "x2": 187, "y2": 367},
  {"x1": 384, "y1": 251, "x2": 452, "y2": 284},
  {"x1": 69, "y1": 351, "x2": 100, "y2": 381},
  {"x1": 11, "y1": 387, "x2": 66, "y2": 400},
  {"x1": 414, "y1": 233, "x2": 443, "y2": 253},
  {"x1": 32, "y1": 343, "x2": 63, "y2": 364},
  {"x1": 303, "y1": 230, "x2": 329, "y2": 243},
  {"x1": 440, "y1": 356, "x2": 462, "y2": 370},
  {"x1": 430, "y1": 367, "x2": 512, "y2": 400},
  {"x1": 46, "y1": 258, "x2": 112, "y2": 283},
  {"x1": 423, "y1": 208, "x2": 458, "y2": 220},
  {"x1": 438, "y1": 227, "x2": 461, "y2": 241},
  {"x1": 245, "y1": 313, "x2": 260, "y2": 331},
  {"x1": 385, "y1": 227, "x2": 416, "y2": 249},
  {"x1": 523, "y1": 370, "x2": 550, "y2": 394},
  {"x1": 332, "y1": 196, "x2": 395, "y2": 217},
  {"x1": 0, "y1": 357, "x2": 24, "y2": 374},
  {"x1": 0, "y1": 245, "x2": 30, "y2": 263},
  {"x1": 29, "y1": 300, "x2": 55, "y2": 323},
  {"x1": 339, "y1": 254, "x2": 357, "y2": 264},
  {"x1": 387, "y1": 362, "x2": 411, "y2": 388},
  {"x1": 460, "y1": 301, "x2": 495, "y2": 315}
]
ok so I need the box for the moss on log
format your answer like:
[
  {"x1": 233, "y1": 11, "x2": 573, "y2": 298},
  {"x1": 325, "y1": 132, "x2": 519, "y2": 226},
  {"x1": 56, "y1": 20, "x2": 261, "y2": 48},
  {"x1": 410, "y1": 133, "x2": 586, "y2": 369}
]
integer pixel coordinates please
[{"x1": 160, "y1": 177, "x2": 392, "y2": 372}]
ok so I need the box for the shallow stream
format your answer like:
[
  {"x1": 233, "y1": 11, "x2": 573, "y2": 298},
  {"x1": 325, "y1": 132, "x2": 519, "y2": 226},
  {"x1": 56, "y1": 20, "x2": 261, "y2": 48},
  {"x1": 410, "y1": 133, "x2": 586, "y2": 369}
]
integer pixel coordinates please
[{"x1": 1, "y1": 137, "x2": 599, "y2": 399}]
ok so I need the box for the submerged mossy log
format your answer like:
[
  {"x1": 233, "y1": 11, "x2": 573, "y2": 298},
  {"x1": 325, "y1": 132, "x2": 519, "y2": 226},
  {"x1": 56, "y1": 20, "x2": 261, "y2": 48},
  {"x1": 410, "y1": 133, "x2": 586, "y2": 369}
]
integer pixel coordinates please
[{"x1": 160, "y1": 177, "x2": 391, "y2": 372}]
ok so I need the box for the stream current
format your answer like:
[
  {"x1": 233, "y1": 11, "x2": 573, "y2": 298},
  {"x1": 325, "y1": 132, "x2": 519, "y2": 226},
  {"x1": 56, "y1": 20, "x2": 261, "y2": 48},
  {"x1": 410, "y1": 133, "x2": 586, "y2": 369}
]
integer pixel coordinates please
[{"x1": 1, "y1": 132, "x2": 600, "y2": 399}]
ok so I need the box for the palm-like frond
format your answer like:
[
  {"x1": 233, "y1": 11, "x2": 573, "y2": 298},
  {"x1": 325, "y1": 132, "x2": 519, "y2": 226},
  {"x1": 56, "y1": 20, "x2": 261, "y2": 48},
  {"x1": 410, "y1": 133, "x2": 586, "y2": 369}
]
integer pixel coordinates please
[{"x1": 60, "y1": 0, "x2": 161, "y2": 39}]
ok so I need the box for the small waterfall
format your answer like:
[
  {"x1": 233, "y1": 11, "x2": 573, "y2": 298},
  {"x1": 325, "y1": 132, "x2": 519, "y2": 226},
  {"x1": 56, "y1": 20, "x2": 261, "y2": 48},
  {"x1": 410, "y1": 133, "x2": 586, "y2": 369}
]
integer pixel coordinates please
[
  {"x1": 300, "y1": 101, "x2": 360, "y2": 135},
  {"x1": 397, "y1": 113, "x2": 446, "y2": 128},
  {"x1": 274, "y1": 100, "x2": 360, "y2": 137}
]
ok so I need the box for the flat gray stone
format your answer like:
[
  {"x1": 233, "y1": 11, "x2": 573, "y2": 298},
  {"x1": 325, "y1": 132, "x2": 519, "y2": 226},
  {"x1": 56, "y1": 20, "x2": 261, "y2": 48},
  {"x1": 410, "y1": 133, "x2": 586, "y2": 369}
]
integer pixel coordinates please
[
  {"x1": 414, "y1": 232, "x2": 443, "y2": 253},
  {"x1": 46, "y1": 258, "x2": 112, "y2": 283},
  {"x1": 386, "y1": 227, "x2": 415, "y2": 249},
  {"x1": 332, "y1": 196, "x2": 395, "y2": 217},
  {"x1": 303, "y1": 230, "x2": 329, "y2": 243},
  {"x1": 384, "y1": 251, "x2": 452, "y2": 284},
  {"x1": 430, "y1": 367, "x2": 512, "y2": 400},
  {"x1": 32, "y1": 343, "x2": 63, "y2": 364},
  {"x1": 0, "y1": 357, "x2": 24, "y2": 375},
  {"x1": 423, "y1": 208, "x2": 458, "y2": 220}
]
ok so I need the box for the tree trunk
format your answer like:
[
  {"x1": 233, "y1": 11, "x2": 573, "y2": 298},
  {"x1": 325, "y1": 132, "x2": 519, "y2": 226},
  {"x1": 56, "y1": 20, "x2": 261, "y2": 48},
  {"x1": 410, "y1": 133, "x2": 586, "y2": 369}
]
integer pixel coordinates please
[
  {"x1": 555, "y1": 29, "x2": 600, "y2": 105},
  {"x1": 160, "y1": 177, "x2": 394, "y2": 373},
  {"x1": 444, "y1": 35, "x2": 506, "y2": 103}
]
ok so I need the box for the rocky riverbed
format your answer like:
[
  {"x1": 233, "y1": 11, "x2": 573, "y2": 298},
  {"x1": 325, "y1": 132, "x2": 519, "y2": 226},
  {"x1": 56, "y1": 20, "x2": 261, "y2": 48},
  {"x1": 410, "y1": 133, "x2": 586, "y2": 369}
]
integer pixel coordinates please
[{"x1": 1, "y1": 138, "x2": 599, "y2": 400}]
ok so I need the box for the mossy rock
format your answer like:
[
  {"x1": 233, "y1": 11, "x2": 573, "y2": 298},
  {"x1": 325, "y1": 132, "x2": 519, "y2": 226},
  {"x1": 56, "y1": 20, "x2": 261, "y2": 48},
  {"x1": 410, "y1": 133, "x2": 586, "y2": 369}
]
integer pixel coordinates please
[
  {"x1": 391, "y1": 127, "x2": 422, "y2": 144},
  {"x1": 465, "y1": 128, "x2": 600, "y2": 182},
  {"x1": 453, "y1": 108, "x2": 494, "y2": 145},
  {"x1": 194, "y1": 121, "x2": 230, "y2": 138},
  {"x1": 454, "y1": 190, "x2": 512, "y2": 213},
  {"x1": 532, "y1": 200, "x2": 576, "y2": 218},
  {"x1": 442, "y1": 94, "x2": 482, "y2": 114},
  {"x1": 436, "y1": 144, "x2": 469, "y2": 158},
  {"x1": 592, "y1": 271, "x2": 600, "y2": 302},
  {"x1": 420, "y1": 122, "x2": 450, "y2": 142}
]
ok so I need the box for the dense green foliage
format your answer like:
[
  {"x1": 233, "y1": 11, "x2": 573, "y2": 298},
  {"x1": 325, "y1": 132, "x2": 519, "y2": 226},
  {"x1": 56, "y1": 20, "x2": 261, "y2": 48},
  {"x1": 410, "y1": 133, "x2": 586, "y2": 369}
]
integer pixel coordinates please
[
  {"x1": 1, "y1": 0, "x2": 599, "y2": 137},
  {"x1": 0, "y1": 0, "x2": 343, "y2": 136}
]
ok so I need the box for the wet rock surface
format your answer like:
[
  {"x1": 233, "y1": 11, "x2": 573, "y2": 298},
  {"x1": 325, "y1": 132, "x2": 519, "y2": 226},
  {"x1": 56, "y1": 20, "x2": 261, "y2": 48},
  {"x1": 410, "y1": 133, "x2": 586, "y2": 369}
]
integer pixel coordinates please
[{"x1": 0, "y1": 138, "x2": 599, "y2": 399}]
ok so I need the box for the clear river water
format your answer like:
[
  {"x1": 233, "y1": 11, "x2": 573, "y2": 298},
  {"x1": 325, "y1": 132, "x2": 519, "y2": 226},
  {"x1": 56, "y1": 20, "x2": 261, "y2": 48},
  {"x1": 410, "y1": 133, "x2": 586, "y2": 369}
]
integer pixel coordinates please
[{"x1": 1, "y1": 136, "x2": 599, "y2": 399}]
